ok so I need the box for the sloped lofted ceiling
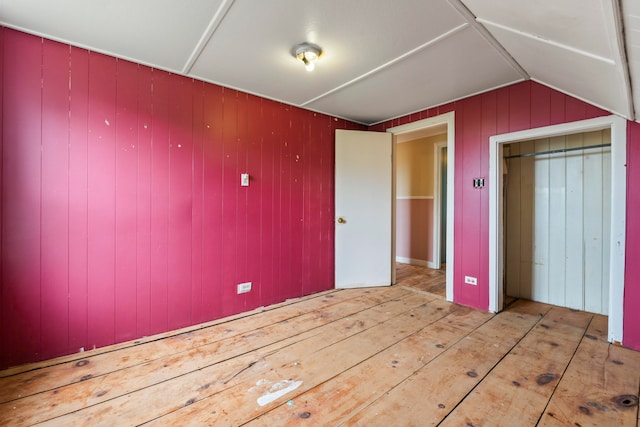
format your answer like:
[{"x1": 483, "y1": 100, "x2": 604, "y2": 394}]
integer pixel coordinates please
[{"x1": 0, "y1": 0, "x2": 637, "y2": 125}]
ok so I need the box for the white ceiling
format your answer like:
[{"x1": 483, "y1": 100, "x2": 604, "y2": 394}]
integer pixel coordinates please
[{"x1": 0, "y1": 0, "x2": 637, "y2": 125}]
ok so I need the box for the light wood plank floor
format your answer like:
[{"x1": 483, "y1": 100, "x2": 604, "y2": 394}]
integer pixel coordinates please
[
  {"x1": 396, "y1": 262, "x2": 446, "y2": 297},
  {"x1": 1, "y1": 286, "x2": 639, "y2": 426}
]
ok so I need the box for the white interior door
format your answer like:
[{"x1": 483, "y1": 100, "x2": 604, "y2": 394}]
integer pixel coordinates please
[{"x1": 335, "y1": 129, "x2": 392, "y2": 289}]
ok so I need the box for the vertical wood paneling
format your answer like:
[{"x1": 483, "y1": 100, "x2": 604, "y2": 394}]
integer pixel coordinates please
[
  {"x1": 7, "y1": 28, "x2": 639, "y2": 366},
  {"x1": 530, "y1": 84, "x2": 551, "y2": 128},
  {"x1": 167, "y1": 75, "x2": 193, "y2": 329},
  {"x1": 190, "y1": 81, "x2": 204, "y2": 325},
  {"x1": 0, "y1": 28, "x2": 355, "y2": 369},
  {"x1": 87, "y1": 52, "x2": 117, "y2": 348},
  {"x1": 440, "y1": 81, "x2": 608, "y2": 313},
  {"x1": 455, "y1": 97, "x2": 482, "y2": 307},
  {"x1": 505, "y1": 145, "x2": 521, "y2": 297},
  {"x1": 564, "y1": 133, "x2": 585, "y2": 310},
  {"x1": 303, "y1": 113, "x2": 324, "y2": 295},
  {"x1": 549, "y1": 89, "x2": 566, "y2": 124},
  {"x1": 479, "y1": 92, "x2": 495, "y2": 310},
  {"x1": 532, "y1": 138, "x2": 550, "y2": 303},
  {"x1": 114, "y1": 59, "x2": 139, "y2": 342},
  {"x1": 583, "y1": 132, "x2": 607, "y2": 314},
  {"x1": 2, "y1": 30, "x2": 43, "y2": 367},
  {"x1": 508, "y1": 81, "x2": 530, "y2": 132},
  {"x1": 136, "y1": 65, "x2": 153, "y2": 337},
  {"x1": 504, "y1": 131, "x2": 610, "y2": 315},
  {"x1": 149, "y1": 69, "x2": 171, "y2": 335},
  {"x1": 495, "y1": 87, "x2": 510, "y2": 135},
  {"x1": 280, "y1": 107, "x2": 293, "y2": 299},
  {"x1": 201, "y1": 83, "x2": 223, "y2": 321},
  {"x1": 518, "y1": 140, "x2": 534, "y2": 300},
  {"x1": 68, "y1": 46, "x2": 89, "y2": 352},
  {"x1": 245, "y1": 95, "x2": 263, "y2": 309},
  {"x1": 547, "y1": 136, "x2": 567, "y2": 307},
  {"x1": 234, "y1": 91, "x2": 249, "y2": 309},
  {"x1": 259, "y1": 100, "x2": 276, "y2": 305},
  {"x1": 271, "y1": 104, "x2": 284, "y2": 303},
  {"x1": 221, "y1": 89, "x2": 239, "y2": 317},
  {"x1": 565, "y1": 96, "x2": 587, "y2": 122},
  {"x1": 290, "y1": 108, "x2": 305, "y2": 299},
  {"x1": 40, "y1": 39, "x2": 70, "y2": 360},
  {"x1": 624, "y1": 121, "x2": 640, "y2": 350}
]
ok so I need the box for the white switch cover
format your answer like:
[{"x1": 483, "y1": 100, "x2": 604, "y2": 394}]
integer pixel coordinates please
[
  {"x1": 241, "y1": 173, "x2": 249, "y2": 186},
  {"x1": 237, "y1": 282, "x2": 252, "y2": 294}
]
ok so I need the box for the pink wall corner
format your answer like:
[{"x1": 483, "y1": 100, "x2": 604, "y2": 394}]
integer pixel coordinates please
[{"x1": 623, "y1": 120, "x2": 640, "y2": 350}]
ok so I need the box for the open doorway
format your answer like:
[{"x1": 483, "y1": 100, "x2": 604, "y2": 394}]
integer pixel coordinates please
[
  {"x1": 489, "y1": 115, "x2": 627, "y2": 343},
  {"x1": 502, "y1": 129, "x2": 611, "y2": 314},
  {"x1": 387, "y1": 112, "x2": 455, "y2": 302}
]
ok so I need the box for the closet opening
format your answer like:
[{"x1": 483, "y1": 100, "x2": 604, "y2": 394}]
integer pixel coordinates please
[{"x1": 488, "y1": 115, "x2": 627, "y2": 343}]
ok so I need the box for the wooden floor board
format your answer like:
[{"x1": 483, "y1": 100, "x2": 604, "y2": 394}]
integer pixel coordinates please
[
  {"x1": 1, "y1": 287, "x2": 411, "y2": 425},
  {"x1": 539, "y1": 315, "x2": 640, "y2": 427},
  {"x1": 246, "y1": 306, "x2": 492, "y2": 426},
  {"x1": 342, "y1": 300, "x2": 551, "y2": 426},
  {"x1": 1, "y1": 283, "x2": 638, "y2": 426},
  {"x1": 395, "y1": 262, "x2": 446, "y2": 298},
  {"x1": 144, "y1": 298, "x2": 454, "y2": 426},
  {"x1": 0, "y1": 289, "x2": 356, "y2": 401},
  {"x1": 438, "y1": 307, "x2": 592, "y2": 426}
]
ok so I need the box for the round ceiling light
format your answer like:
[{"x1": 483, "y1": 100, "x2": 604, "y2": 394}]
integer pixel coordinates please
[{"x1": 293, "y1": 42, "x2": 322, "y2": 72}]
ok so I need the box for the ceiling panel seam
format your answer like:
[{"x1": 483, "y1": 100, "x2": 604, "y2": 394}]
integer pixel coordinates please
[
  {"x1": 299, "y1": 23, "x2": 470, "y2": 108},
  {"x1": 367, "y1": 78, "x2": 524, "y2": 127},
  {"x1": 447, "y1": 0, "x2": 529, "y2": 80},
  {"x1": 181, "y1": 0, "x2": 236, "y2": 74},
  {"x1": 477, "y1": 18, "x2": 616, "y2": 65}
]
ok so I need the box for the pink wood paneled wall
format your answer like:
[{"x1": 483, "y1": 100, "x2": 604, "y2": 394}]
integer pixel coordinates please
[
  {"x1": 371, "y1": 81, "x2": 609, "y2": 309},
  {"x1": 624, "y1": 120, "x2": 640, "y2": 349},
  {"x1": 0, "y1": 28, "x2": 363, "y2": 369},
  {"x1": 395, "y1": 199, "x2": 433, "y2": 262},
  {"x1": 371, "y1": 80, "x2": 640, "y2": 350}
]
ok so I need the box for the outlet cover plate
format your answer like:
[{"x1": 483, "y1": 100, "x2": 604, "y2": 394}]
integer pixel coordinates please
[{"x1": 464, "y1": 276, "x2": 477, "y2": 285}]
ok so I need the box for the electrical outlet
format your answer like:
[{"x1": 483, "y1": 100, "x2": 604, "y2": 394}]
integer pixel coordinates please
[
  {"x1": 237, "y1": 282, "x2": 252, "y2": 294},
  {"x1": 464, "y1": 276, "x2": 477, "y2": 286}
]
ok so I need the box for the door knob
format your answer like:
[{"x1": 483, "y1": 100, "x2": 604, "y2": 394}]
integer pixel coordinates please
[{"x1": 337, "y1": 217, "x2": 346, "y2": 224}]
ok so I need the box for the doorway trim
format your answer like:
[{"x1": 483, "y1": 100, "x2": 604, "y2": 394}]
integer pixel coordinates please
[
  {"x1": 433, "y1": 141, "x2": 447, "y2": 271},
  {"x1": 387, "y1": 112, "x2": 455, "y2": 302},
  {"x1": 489, "y1": 114, "x2": 627, "y2": 343}
]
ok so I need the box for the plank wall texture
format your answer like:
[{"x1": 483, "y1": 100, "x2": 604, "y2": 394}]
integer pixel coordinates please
[
  {"x1": 0, "y1": 27, "x2": 363, "y2": 369},
  {"x1": 370, "y1": 80, "x2": 640, "y2": 352},
  {"x1": 624, "y1": 120, "x2": 640, "y2": 349},
  {"x1": 3, "y1": 24, "x2": 640, "y2": 370}
]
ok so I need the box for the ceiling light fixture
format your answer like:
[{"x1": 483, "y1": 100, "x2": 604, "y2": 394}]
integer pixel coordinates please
[{"x1": 293, "y1": 43, "x2": 322, "y2": 72}]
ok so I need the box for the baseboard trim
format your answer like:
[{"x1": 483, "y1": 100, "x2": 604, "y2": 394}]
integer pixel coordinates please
[{"x1": 396, "y1": 256, "x2": 439, "y2": 270}]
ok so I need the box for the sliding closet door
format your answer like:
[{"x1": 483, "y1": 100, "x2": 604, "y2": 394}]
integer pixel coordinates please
[{"x1": 504, "y1": 129, "x2": 611, "y2": 315}]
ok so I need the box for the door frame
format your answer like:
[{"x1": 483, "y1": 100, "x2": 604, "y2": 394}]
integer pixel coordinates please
[
  {"x1": 433, "y1": 141, "x2": 447, "y2": 270},
  {"x1": 489, "y1": 114, "x2": 627, "y2": 343},
  {"x1": 387, "y1": 112, "x2": 455, "y2": 302}
]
